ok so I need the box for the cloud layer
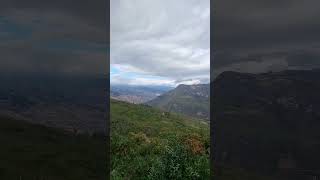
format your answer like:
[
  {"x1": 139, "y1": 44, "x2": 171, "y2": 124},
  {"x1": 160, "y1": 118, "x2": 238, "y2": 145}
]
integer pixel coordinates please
[
  {"x1": 0, "y1": 0, "x2": 108, "y2": 76},
  {"x1": 213, "y1": 0, "x2": 320, "y2": 77},
  {"x1": 111, "y1": 0, "x2": 210, "y2": 87}
]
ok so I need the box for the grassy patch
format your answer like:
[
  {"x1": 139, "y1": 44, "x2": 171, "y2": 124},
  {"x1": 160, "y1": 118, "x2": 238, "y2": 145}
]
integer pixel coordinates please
[
  {"x1": 111, "y1": 100, "x2": 210, "y2": 179},
  {"x1": 0, "y1": 116, "x2": 106, "y2": 179}
]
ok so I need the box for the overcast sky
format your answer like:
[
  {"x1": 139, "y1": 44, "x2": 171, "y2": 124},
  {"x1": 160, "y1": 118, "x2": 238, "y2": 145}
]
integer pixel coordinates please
[
  {"x1": 0, "y1": 0, "x2": 107, "y2": 76},
  {"x1": 213, "y1": 0, "x2": 320, "y2": 77},
  {"x1": 111, "y1": 0, "x2": 210, "y2": 87}
]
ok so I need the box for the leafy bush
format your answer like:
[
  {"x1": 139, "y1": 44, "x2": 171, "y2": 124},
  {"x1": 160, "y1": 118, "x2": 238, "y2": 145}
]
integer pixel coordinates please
[{"x1": 147, "y1": 139, "x2": 209, "y2": 180}]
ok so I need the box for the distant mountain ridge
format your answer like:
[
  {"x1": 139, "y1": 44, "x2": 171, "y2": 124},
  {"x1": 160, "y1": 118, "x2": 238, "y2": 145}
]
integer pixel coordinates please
[
  {"x1": 146, "y1": 84, "x2": 210, "y2": 120},
  {"x1": 111, "y1": 85, "x2": 172, "y2": 104},
  {"x1": 213, "y1": 69, "x2": 320, "y2": 178},
  {"x1": 0, "y1": 75, "x2": 107, "y2": 133}
]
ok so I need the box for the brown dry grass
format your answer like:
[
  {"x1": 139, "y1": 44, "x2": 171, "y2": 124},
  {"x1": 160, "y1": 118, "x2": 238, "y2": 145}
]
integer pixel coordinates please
[{"x1": 184, "y1": 134, "x2": 205, "y2": 155}]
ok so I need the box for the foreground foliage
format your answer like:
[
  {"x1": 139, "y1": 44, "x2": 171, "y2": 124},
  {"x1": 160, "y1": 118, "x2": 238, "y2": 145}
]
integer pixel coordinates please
[
  {"x1": 0, "y1": 116, "x2": 106, "y2": 179},
  {"x1": 111, "y1": 100, "x2": 210, "y2": 179}
]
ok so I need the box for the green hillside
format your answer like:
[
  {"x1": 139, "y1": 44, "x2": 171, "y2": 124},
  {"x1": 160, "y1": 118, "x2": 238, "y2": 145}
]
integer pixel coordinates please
[
  {"x1": 147, "y1": 84, "x2": 210, "y2": 120},
  {"x1": 111, "y1": 99, "x2": 210, "y2": 179},
  {"x1": 0, "y1": 115, "x2": 106, "y2": 179}
]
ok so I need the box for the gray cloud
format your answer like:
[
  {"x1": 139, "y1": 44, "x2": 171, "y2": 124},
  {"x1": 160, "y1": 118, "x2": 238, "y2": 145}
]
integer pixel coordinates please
[
  {"x1": 0, "y1": 0, "x2": 108, "y2": 76},
  {"x1": 111, "y1": 0, "x2": 210, "y2": 85},
  {"x1": 213, "y1": 0, "x2": 320, "y2": 77},
  {"x1": 0, "y1": 0, "x2": 107, "y2": 29}
]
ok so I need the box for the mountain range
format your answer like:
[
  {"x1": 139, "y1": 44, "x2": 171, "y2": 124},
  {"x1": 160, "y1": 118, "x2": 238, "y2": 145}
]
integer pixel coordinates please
[
  {"x1": 0, "y1": 74, "x2": 107, "y2": 178},
  {"x1": 147, "y1": 84, "x2": 210, "y2": 120},
  {"x1": 213, "y1": 69, "x2": 320, "y2": 179},
  {"x1": 0, "y1": 74, "x2": 107, "y2": 134},
  {"x1": 110, "y1": 85, "x2": 172, "y2": 104}
]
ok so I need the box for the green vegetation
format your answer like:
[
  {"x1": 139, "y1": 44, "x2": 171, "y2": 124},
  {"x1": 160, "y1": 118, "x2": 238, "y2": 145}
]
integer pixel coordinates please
[
  {"x1": 147, "y1": 84, "x2": 210, "y2": 120},
  {"x1": 0, "y1": 115, "x2": 106, "y2": 179},
  {"x1": 111, "y1": 99, "x2": 210, "y2": 179}
]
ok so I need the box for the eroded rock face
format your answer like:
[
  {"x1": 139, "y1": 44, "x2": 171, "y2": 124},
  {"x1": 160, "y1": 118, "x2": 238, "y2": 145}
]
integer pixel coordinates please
[{"x1": 213, "y1": 69, "x2": 320, "y2": 177}]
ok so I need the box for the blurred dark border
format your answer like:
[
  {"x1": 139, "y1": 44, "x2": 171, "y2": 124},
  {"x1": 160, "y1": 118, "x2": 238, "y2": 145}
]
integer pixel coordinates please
[{"x1": 107, "y1": 0, "x2": 110, "y2": 179}]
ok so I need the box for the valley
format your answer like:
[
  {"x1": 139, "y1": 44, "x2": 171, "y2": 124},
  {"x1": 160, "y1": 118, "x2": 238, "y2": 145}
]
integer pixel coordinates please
[
  {"x1": 110, "y1": 85, "x2": 172, "y2": 104},
  {"x1": 111, "y1": 83, "x2": 210, "y2": 120},
  {"x1": 0, "y1": 75, "x2": 107, "y2": 134},
  {"x1": 0, "y1": 75, "x2": 107, "y2": 179}
]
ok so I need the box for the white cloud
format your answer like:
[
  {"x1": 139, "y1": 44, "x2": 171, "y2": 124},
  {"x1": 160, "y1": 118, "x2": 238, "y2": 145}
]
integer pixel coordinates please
[
  {"x1": 110, "y1": 73, "x2": 176, "y2": 87},
  {"x1": 111, "y1": 0, "x2": 210, "y2": 86}
]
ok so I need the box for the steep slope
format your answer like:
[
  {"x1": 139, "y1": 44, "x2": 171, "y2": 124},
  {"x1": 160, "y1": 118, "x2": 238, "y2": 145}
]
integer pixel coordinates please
[
  {"x1": 111, "y1": 99, "x2": 209, "y2": 179},
  {"x1": 147, "y1": 84, "x2": 210, "y2": 120},
  {"x1": 213, "y1": 70, "x2": 320, "y2": 179}
]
